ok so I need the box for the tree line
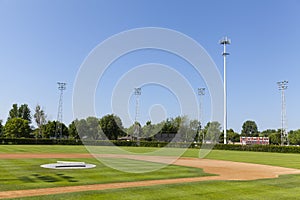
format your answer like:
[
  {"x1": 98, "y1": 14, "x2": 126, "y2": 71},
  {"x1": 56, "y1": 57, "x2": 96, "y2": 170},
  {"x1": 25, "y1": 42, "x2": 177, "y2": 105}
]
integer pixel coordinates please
[{"x1": 0, "y1": 103, "x2": 300, "y2": 145}]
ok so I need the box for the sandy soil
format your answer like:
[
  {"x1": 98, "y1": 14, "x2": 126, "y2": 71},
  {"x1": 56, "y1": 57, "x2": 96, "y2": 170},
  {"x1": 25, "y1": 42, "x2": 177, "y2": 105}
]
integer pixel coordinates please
[{"x1": 1, "y1": 153, "x2": 300, "y2": 199}]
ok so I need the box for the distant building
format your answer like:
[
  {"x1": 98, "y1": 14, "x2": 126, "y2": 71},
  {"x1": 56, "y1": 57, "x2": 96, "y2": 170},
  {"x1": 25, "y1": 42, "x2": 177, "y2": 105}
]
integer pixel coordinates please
[
  {"x1": 154, "y1": 133, "x2": 182, "y2": 142},
  {"x1": 240, "y1": 137, "x2": 269, "y2": 145},
  {"x1": 118, "y1": 135, "x2": 133, "y2": 141}
]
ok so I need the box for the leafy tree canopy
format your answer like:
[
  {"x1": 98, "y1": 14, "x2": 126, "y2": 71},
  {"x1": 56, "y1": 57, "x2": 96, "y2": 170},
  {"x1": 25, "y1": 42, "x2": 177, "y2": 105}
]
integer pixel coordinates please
[
  {"x1": 241, "y1": 120, "x2": 258, "y2": 136},
  {"x1": 68, "y1": 120, "x2": 79, "y2": 139},
  {"x1": 288, "y1": 129, "x2": 300, "y2": 145},
  {"x1": 8, "y1": 103, "x2": 32, "y2": 123},
  {"x1": 4, "y1": 118, "x2": 31, "y2": 138},
  {"x1": 99, "y1": 114, "x2": 125, "y2": 140},
  {"x1": 0, "y1": 120, "x2": 3, "y2": 136},
  {"x1": 33, "y1": 105, "x2": 47, "y2": 137},
  {"x1": 204, "y1": 121, "x2": 222, "y2": 142},
  {"x1": 42, "y1": 121, "x2": 68, "y2": 138}
]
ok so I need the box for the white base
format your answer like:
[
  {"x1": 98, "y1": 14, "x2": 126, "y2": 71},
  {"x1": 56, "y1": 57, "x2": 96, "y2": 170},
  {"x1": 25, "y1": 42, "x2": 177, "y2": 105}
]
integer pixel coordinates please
[{"x1": 40, "y1": 161, "x2": 96, "y2": 169}]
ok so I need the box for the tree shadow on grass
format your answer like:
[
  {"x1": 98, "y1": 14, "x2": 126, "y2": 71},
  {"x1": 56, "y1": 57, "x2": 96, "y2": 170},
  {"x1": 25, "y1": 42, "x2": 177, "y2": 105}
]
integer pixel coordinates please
[
  {"x1": 18, "y1": 176, "x2": 36, "y2": 183},
  {"x1": 18, "y1": 173, "x2": 78, "y2": 183},
  {"x1": 32, "y1": 174, "x2": 60, "y2": 183},
  {"x1": 56, "y1": 173, "x2": 78, "y2": 182}
]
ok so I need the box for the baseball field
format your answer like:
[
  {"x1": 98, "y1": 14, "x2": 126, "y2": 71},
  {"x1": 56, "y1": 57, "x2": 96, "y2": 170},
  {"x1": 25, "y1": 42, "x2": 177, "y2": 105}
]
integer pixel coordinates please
[{"x1": 1, "y1": 145, "x2": 300, "y2": 199}]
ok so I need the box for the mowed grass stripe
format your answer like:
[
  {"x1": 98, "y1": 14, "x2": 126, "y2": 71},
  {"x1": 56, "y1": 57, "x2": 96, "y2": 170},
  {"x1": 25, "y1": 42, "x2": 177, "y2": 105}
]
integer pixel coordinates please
[
  {"x1": 13, "y1": 174, "x2": 300, "y2": 200},
  {"x1": 204, "y1": 150, "x2": 300, "y2": 169},
  {"x1": 1, "y1": 145, "x2": 300, "y2": 199},
  {"x1": 0, "y1": 157, "x2": 210, "y2": 191},
  {"x1": 1, "y1": 145, "x2": 300, "y2": 169}
]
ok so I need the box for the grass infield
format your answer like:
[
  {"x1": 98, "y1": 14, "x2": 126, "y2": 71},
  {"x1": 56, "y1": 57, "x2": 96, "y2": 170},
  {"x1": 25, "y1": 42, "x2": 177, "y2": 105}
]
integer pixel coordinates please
[{"x1": 0, "y1": 157, "x2": 210, "y2": 191}]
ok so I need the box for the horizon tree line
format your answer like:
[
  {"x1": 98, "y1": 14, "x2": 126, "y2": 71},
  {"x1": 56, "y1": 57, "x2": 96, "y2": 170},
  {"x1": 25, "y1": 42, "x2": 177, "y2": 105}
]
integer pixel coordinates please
[{"x1": 0, "y1": 103, "x2": 298, "y2": 145}]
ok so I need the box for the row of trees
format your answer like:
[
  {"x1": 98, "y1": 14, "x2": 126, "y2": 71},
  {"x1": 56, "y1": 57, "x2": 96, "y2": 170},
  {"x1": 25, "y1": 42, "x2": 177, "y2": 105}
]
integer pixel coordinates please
[
  {"x1": 126, "y1": 117, "x2": 201, "y2": 142},
  {"x1": 0, "y1": 103, "x2": 300, "y2": 145},
  {"x1": 0, "y1": 104, "x2": 124, "y2": 140},
  {"x1": 0, "y1": 104, "x2": 221, "y2": 142}
]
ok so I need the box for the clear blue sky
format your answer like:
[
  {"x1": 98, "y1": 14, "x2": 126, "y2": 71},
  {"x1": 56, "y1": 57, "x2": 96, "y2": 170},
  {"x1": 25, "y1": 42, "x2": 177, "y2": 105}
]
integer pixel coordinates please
[{"x1": 0, "y1": 0, "x2": 299, "y2": 133}]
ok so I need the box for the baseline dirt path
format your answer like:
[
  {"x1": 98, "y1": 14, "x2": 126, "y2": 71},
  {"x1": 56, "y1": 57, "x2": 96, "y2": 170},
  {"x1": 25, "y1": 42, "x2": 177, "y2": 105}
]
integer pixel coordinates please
[{"x1": 1, "y1": 153, "x2": 300, "y2": 199}]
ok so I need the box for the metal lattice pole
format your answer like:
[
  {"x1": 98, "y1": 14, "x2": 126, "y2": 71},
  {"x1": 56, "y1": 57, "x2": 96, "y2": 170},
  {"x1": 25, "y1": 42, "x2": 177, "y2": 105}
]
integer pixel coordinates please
[
  {"x1": 134, "y1": 88, "x2": 141, "y2": 142},
  {"x1": 198, "y1": 88, "x2": 205, "y2": 143},
  {"x1": 220, "y1": 37, "x2": 230, "y2": 144},
  {"x1": 56, "y1": 82, "x2": 66, "y2": 139},
  {"x1": 277, "y1": 80, "x2": 288, "y2": 145}
]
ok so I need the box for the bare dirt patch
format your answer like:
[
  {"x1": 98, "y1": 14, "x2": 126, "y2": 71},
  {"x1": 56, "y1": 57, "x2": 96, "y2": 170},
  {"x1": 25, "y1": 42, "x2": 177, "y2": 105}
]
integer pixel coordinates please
[{"x1": 1, "y1": 153, "x2": 300, "y2": 199}]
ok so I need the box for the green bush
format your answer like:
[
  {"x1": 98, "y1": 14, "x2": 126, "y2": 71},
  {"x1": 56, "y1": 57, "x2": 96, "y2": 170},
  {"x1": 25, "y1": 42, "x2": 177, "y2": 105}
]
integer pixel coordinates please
[
  {"x1": 0, "y1": 138, "x2": 83, "y2": 145},
  {"x1": 213, "y1": 144, "x2": 300, "y2": 153},
  {"x1": 2, "y1": 138, "x2": 300, "y2": 154}
]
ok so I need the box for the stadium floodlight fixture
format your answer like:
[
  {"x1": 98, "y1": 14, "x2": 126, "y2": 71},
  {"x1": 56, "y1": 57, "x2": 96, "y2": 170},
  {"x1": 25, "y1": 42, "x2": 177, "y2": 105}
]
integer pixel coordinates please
[
  {"x1": 198, "y1": 88, "x2": 205, "y2": 143},
  {"x1": 56, "y1": 82, "x2": 66, "y2": 139},
  {"x1": 134, "y1": 87, "x2": 141, "y2": 96},
  {"x1": 277, "y1": 80, "x2": 288, "y2": 145},
  {"x1": 133, "y1": 88, "x2": 141, "y2": 145},
  {"x1": 220, "y1": 36, "x2": 230, "y2": 144}
]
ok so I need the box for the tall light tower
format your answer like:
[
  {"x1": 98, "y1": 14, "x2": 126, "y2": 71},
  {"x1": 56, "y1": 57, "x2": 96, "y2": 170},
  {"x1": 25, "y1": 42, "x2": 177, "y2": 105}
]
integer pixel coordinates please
[
  {"x1": 198, "y1": 88, "x2": 205, "y2": 143},
  {"x1": 56, "y1": 82, "x2": 66, "y2": 139},
  {"x1": 277, "y1": 80, "x2": 288, "y2": 145},
  {"x1": 134, "y1": 88, "x2": 141, "y2": 142},
  {"x1": 220, "y1": 37, "x2": 230, "y2": 144}
]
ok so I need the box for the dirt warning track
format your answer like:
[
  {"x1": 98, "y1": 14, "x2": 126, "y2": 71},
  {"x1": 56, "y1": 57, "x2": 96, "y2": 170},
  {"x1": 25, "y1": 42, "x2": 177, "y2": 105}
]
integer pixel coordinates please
[{"x1": 1, "y1": 153, "x2": 300, "y2": 199}]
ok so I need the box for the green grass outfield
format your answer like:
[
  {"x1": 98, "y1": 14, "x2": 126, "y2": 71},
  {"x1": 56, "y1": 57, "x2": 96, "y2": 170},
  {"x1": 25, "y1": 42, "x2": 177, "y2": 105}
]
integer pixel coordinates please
[
  {"x1": 2, "y1": 145, "x2": 300, "y2": 169},
  {"x1": 2, "y1": 145, "x2": 300, "y2": 199},
  {"x1": 16, "y1": 174, "x2": 300, "y2": 200}
]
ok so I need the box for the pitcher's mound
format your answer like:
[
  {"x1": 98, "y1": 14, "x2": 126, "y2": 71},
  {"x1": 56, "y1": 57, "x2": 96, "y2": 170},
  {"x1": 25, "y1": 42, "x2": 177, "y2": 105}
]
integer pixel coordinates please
[{"x1": 41, "y1": 161, "x2": 96, "y2": 169}]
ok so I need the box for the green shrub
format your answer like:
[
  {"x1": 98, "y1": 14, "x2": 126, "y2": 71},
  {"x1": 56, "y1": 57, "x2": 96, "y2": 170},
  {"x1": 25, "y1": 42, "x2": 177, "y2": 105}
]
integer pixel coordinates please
[
  {"x1": 213, "y1": 144, "x2": 300, "y2": 153},
  {"x1": 2, "y1": 138, "x2": 300, "y2": 154},
  {"x1": 0, "y1": 138, "x2": 83, "y2": 145}
]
